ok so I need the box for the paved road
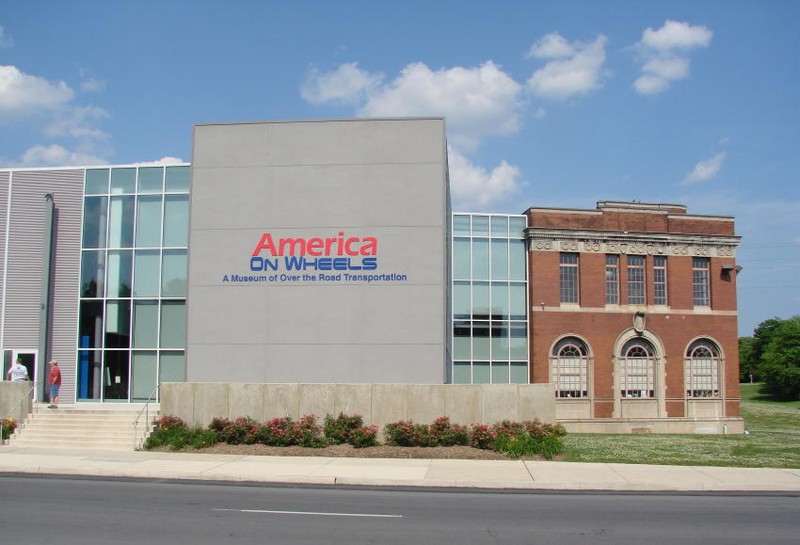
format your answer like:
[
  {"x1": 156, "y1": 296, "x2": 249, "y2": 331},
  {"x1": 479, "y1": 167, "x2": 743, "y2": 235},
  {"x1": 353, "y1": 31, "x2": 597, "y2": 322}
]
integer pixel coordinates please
[{"x1": 1, "y1": 475, "x2": 798, "y2": 544}]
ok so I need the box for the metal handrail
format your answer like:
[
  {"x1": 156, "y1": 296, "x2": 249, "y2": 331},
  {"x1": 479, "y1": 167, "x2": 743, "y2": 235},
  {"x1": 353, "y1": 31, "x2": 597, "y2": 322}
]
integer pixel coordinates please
[
  {"x1": 1, "y1": 380, "x2": 40, "y2": 443},
  {"x1": 132, "y1": 384, "x2": 160, "y2": 450}
]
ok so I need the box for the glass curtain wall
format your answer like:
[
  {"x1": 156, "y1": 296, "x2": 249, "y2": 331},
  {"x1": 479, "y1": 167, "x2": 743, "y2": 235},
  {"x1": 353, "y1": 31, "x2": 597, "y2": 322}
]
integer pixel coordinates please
[
  {"x1": 451, "y1": 214, "x2": 529, "y2": 384},
  {"x1": 78, "y1": 165, "x2": 189, "y2": 402}
]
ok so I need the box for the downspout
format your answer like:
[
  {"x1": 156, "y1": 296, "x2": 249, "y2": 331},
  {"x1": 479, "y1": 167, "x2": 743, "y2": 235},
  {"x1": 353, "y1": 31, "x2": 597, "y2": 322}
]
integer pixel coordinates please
[{"x1": 38, "y1": 193, "x2": 55, "y2": 402}]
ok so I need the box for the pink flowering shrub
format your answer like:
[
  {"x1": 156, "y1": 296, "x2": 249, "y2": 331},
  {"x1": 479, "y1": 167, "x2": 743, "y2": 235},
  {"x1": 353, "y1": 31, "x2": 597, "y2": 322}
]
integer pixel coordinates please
[
  {"x1": 348, "y1": 425, "x2": 379, "y2": 448},
  {"x1": 468, "y1": 424, "x2": 496, "y2": 449}
]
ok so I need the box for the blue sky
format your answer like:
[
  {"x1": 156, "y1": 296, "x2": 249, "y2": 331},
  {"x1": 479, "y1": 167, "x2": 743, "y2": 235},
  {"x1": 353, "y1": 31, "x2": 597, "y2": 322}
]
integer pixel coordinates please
[{"x1": 1, "y1": 1, "x2": 798, "y2": 336}]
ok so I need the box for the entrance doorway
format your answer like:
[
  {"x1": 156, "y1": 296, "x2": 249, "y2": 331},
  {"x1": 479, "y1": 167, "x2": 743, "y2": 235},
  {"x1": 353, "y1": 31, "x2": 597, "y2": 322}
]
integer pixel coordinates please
[{"x1": 4, "y1": 350, "x2": 39, "y2": 401}]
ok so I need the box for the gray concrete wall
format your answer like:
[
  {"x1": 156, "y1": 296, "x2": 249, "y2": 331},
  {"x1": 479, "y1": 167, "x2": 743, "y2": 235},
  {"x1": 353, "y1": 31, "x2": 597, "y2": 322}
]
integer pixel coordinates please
[
  {"x1": 0, "y1": 382, "x2": 33, "y2": 426},
  {"x1": 161, "y1": 382, "x2": 556, "y2": 429},
  {"x1": 187, "y1": 119, "x2": 450, "y2": 384}
]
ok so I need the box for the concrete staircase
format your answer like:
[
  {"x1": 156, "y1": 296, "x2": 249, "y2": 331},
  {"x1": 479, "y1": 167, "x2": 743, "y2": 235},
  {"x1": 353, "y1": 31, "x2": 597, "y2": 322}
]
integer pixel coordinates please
[{"x1": 9, "y1": 405, "x2": 160, "y2": 450}]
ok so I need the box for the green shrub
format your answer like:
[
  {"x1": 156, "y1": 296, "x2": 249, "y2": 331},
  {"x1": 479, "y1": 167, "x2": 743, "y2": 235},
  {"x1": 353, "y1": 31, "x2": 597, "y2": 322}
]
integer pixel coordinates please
[
  {"x1": 256, "y1": 416, "x2": 296, "y2": 446},
  {"x1": 489, "y1": 419, "x2": 566, "y2": 459},
  {"x1": 349, "y1": 425, "x2": 379, "y2": 448},
  {"x1": 429, "y1": 416, "x2": 469, "y2": 446},
  {"x1": 189, "y1": 428, "x2": 220, "y2": 449},
  {"x1": 469, "y1": 424, "x2": 496, "y2": 449},
  {"x1": 323, "y1": 413, "x2": 365, "y2": 444},
  {"x1": 2, "y1": 417, "x2": 18, "y2": 439},
  {"x1": 144, "y1": 416, "x2": 217, "y2": 451},
  {"x1": 220, "y1": 417, "x2": 261, "y2": 444},
  {"x1": 294, "y1": 415, "x2": 327, "y2": 448},
  {"x1": 384, "y1": 420, "x2": 434, "y2": 447}
]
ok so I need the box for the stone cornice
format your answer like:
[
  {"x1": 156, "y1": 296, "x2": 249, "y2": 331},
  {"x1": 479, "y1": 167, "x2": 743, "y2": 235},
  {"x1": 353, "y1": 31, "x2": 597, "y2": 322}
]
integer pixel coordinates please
[{"x1": 526, "y1": 228, "x2": 740, "y2": 258}]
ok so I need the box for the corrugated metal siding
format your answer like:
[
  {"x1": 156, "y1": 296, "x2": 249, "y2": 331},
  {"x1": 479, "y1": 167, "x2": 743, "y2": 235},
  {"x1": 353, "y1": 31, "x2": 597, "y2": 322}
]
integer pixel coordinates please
[
  {"x1": 4, "y1": 169, "x2": 83, "y2": 400},
  {"x1": 0, "y1": 171, "x2": 9, "y2": 363}
]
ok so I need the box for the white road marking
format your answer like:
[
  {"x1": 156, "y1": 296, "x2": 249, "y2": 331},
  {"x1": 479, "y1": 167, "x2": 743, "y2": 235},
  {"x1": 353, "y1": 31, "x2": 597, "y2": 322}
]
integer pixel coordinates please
[{"x1": 213, "y1": 508, "x2": 403, "y2": 518}]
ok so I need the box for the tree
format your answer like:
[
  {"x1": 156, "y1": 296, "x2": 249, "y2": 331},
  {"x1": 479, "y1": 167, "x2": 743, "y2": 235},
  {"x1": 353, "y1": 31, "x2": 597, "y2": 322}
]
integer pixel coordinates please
[
  {"x1": 738, "y1": 336, "x2": 757, "y2": 382},
  {"x1": 758, "y1": 316, "x2": 800, "y2": 400}
]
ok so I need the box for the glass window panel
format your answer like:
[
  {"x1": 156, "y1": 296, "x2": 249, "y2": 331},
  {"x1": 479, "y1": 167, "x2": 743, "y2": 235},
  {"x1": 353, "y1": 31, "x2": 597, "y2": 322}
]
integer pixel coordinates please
[
  {"x1": 509, "y1": 217, "x2": 527, "y2": 238},
  {"x1": 138, "y1": 167, "x2": 163, "y2": 193},
  {"x1": 510, "y1": 283, "x2": 527, "y2": 320},
  {"x1": 106, "y1": 250, "x2": 132, "y2": 297},
  {"x1": 163, "y1": 195, "x2": 189, "y2": 247},
  {"x1": 472, "y1": 282, "x2": 490, "y2": 319},
  {"x1": 82, "y1": 196, "x2": 108, "y2": 248},
  {"x1": 77, "y1": 349, "x2": 102, "y2": 400},
  {"x1": 492, "y1": 362, "x2": 510, "y2": 384},
  {"x1": 491, "y1": 325, "x2": 509, "y2": 359},
  {"x1": 491, "y1": 239, "x2": 508, "y2": 280},
  {"x1": 110, "y1": 168, "x2": 136, "y2": 194},
  {"x1": 80, "y1": 250, "x2": 105, "y2": 298},
  {"x1": 133, "y1": 301, "x2": 159, "y2": 348},
  {"x1": 490, "y1": 216, "x2": 508, "y2": 237},
  {"x1": 136, "y1": 195, "x2": 163, "y2": 247},
  {"x1": 509, "y1": 323, "x2": 528, "y2": 360},
  {"x1": 165, "y1": 166, "x2": 190, "y2": 192},
  {"x1": 131, "y1": 352, "x2": 157, "y2": 401},
  {"x1": 105, "y1": 300, "x2": 131, "y2": 349},
  {"x1": 471, "y1": 238, "x2": 489, "y2": 279},
  {"x1": 453, "y1": 215, "x2": 471, "y2": 235},
  {"x1": 160, "y1": 352, "x2": 186, "y2": 383},
  {"x1": 490, "y1": 283, "x2": 509, "y2": 319},
  {"x1": 453, "y1": 362, "x2": 471, "y2": 384},
  {"x1": 453, "y1": 281, "x2": 471, "y2": 319},
  {"x1": 108, "y1": 196, "x2": 135, "y2": 248},
  {"x1": 472, "y1": 216, "x2": 489, "y2": 236},
  {"x1": 453, "y1": 336, "x2": 471, "y2": 360},
  {"x1": 509, "y1": 239, "x2": 526, "y2": 280},
  {"x1": 133, "y1": 250, "x2": 160, "y2": 297},
  {"x1": 103, "y1": 350, "x2": 129, "y2": 400},
  {"x1": 473, "y1": 362, "x2": 490, "y2": 384},
  {"x1": 162, "y1": 250, "x2": 187, "y2": 297},
  {"x1": 473, "y1": 323, "x2": 490, "y2": 360},
  {"x1": 510, "y1": 362, "x2": 528, "y2": 384},
  {"x1": 85, "y1": 169, "x2": 109, "y2": 194},
  {"x1": 79, "y1": 300, "x2": 104, "y2": 349},
  {"x1": 160, "y1": 302, "x2": 187, "y2": 349},
  {"x1": 453, "y1": 237, "x2": 471, "y2": 279}
]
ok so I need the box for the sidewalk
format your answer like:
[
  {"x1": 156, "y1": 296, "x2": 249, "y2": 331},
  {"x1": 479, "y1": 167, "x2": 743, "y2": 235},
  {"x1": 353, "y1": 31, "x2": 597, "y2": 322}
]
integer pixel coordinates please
[{"x1": 2, "y1": 445, "x2": 799, "y2": 492}]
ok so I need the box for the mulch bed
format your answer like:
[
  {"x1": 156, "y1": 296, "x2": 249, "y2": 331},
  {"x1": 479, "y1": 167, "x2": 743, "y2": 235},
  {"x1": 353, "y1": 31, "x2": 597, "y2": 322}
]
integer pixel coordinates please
[{"x1": 162, "y1": 443, "x2": 517, "y2": 460}]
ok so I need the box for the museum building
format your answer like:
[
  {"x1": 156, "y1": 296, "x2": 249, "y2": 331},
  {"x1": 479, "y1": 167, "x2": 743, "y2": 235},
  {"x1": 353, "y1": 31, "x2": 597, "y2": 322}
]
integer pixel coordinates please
[{"x1": 0, "y1": 118, "x2": 742, "y2": 432}]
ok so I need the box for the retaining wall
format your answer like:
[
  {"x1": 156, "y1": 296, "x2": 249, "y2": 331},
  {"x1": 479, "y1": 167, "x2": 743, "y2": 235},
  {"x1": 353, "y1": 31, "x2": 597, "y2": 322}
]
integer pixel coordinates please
[{"x1": 160, "y1": 382, "x2": 556, "y2": 429}]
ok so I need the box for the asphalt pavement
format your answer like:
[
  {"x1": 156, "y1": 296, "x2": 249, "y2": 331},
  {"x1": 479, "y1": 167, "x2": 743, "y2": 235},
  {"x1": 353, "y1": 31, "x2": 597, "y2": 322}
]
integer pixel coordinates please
[{"x1": 1, "y1": 445, "x2": 799, "y2": 491}]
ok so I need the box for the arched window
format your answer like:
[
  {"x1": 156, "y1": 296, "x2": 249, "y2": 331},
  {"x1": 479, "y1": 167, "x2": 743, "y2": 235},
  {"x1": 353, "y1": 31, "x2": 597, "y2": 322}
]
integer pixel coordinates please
[
  {"x1": 686, "y1": 340, "x2": 721, "y2": 398},
  {"x1": 551, "y1": 337, "x2": 590, "y2": 398},
  {"x1": 620, "y1": 339, "x2": 655, "y2": 398}
]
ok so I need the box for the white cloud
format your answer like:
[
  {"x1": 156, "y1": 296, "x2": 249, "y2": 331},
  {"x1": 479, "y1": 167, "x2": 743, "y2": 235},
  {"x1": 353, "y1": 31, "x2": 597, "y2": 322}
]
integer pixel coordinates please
[
  {"x1": 301, "y1": 62, "x2": 383, "y2": 105},
  {"x1": 19, "y1": 144, "x2": 105, "y2": 167},
  {"x1": 526, "y1": 34, "x2": 608, "y2": 101},
  {"x1": 0, "y1": 65, "x2": 74, "y2": 120},
  {"x1": 81, "y1": 77, "x2": 105, "y2": 93},
  {"x1": 361, "y1": 62, "x2": 523, "y2": 150},
  {"x1": 682, "y1": 152, "x2": 726, "y2": 185},
  {"x1": 448, "y1": 146, "x2": 522, "y2": 210},
  {"x1": 0, "y1": 25, "x2": 13, "y2": 48},
  {"x1": 526, "y1": 33, "x2": 575, "y2": 59},
  {"x1": 135, "y1": 156, "x2": 185, "y2": 165},
  {"x1": 303, "y1": 61, "x2": 524, "y2": 151},
  {"x1": 641, "y1": 20, "x2": 713, "y2": 52},
  {"x1": 44, "y1": 105, "x2": 110, "y2": 140},
  {"x1": 633, "y1": 20, "x2": 712, "y2": 95}
]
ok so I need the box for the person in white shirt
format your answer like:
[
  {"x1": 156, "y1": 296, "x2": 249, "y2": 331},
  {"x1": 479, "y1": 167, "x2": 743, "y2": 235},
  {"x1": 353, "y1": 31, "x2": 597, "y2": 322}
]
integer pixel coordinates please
[{"x1": 6, "y1": 358, "x2": 29, "y2": 382}]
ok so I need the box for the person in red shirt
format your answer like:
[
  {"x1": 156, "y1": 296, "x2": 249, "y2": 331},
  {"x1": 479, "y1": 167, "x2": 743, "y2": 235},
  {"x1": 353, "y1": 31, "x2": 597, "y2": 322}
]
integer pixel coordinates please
[{"x1": 48, "y1": 360, "x2": 62, "y2": 409}]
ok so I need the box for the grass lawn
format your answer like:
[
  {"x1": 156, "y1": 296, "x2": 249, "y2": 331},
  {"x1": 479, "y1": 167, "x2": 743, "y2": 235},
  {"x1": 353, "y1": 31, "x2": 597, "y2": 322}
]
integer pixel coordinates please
[{"x1": 562, "y1": 383, "x2": 800, "y2": 468}]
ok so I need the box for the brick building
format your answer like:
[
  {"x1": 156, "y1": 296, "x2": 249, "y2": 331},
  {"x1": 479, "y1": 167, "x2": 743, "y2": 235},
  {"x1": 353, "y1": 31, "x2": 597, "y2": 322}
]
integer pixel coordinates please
[{"x1": 526, "y1": 201, "x2": 742, "y2": 433}]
